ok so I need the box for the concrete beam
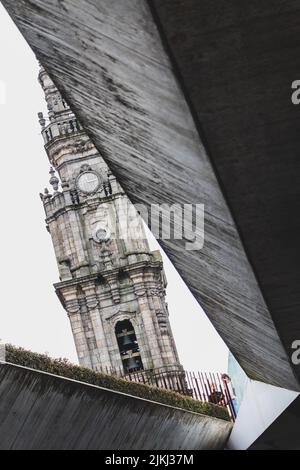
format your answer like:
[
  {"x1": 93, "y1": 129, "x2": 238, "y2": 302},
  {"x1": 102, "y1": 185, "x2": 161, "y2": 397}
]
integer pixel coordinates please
[{"x1": 149, "y1": 0, "x2": 300, "y2": 390}]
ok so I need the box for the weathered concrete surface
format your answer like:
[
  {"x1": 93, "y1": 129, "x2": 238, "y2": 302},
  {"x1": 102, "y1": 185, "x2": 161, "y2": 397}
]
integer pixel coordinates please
[
  {"x1": 0, "y1": 364, "x2": 231, "y2": 450},
  {"x1": 149, "y1": 0, "x2": 300, "y2": 388},
  {"x1": 1, "y1": 0, "x2": 299, "y2": 391}
]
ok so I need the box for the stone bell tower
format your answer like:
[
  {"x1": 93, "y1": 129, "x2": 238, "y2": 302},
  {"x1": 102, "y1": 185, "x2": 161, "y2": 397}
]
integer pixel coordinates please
[{"x1": 38, "y1": 67, "x2": 183, "y2": 380}]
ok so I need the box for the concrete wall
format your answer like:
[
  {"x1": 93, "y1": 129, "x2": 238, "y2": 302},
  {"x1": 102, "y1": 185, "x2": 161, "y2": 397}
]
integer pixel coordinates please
[{"x1": 0, "y1": 364, "x2": 231, "y2": 450}]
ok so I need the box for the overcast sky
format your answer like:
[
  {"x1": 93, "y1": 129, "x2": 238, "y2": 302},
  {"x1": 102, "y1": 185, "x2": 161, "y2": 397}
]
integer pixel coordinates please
[{"x1": 0, "y1": 4, "x2": 229, "y2": 372}]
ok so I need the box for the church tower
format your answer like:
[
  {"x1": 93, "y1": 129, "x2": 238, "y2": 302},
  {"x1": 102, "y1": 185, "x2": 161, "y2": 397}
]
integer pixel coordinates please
[{"x1": 38, "y1": 67, "x2": 183, "y2": 381}]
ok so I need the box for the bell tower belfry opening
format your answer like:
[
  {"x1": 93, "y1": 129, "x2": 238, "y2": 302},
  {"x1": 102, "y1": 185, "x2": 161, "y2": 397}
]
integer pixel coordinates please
[
  {"x1": 115, "y1": 320, "x2": 144, "y2": 373},
  {"x1": 38, "y1": 66, "x2": 184, "y2": 388}
]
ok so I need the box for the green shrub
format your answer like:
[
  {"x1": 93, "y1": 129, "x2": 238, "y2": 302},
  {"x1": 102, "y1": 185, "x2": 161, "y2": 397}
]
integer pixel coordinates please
[{"x1": 4, "y1": 345, "x2": 230, "y2": 422}]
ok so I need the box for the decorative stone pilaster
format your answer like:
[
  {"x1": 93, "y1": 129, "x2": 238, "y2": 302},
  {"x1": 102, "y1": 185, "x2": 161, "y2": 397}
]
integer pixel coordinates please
[
  {"x1": 62, "y1": 286, "x2": 92, "y2": 368},
  {"x1": 149, "y1": 284, "x2": 181, "y2": 367},
  {"x1": 129, "y1": 270, "x2": 164, "y2": 369},
  {"x1": 102, "y1": 272, "x2": 120, "y2": 304},
  {"x1": 81, "y1": 282, "x2": 111, "y2": 369}
]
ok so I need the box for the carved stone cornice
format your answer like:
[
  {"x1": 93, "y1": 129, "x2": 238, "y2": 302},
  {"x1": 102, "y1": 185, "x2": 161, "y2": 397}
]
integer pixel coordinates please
[
  {"x1": 81, "y1": 283, "x2": 99, "y2": 310},
  {"x1": 148, "y1": 287, "x2": 165, "y2": 298},
  {"x1": 131, "y1": 280, "x2": 147, "y2": 298},
  {"x1": 135, "y1": 288, "x2": 147, "y2": 298},
  {"x1": 65, "y1": 298, "x2": 81, "y2": 316},
  {"x1": 54, "y1": 273, "x2": 99, "y2": 289},
  {"x1": 156, "y1": 310, "x2": 169, "y2": 335},
  {"x1": 85, "y1": 294, "x2": 99, "y2": 310},
  {"x1": 102, "y1": 272, "x2": 120, "y2": 304},
  {"x1": 105, "y1": 306, "x2": 138, "y2": 326}
]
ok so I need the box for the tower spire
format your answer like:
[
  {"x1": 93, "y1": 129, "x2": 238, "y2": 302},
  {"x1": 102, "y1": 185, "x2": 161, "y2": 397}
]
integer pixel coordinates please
[
  {"x1": 38, "y1": 67, "x2": 82, "y2": 153},
  {"x1": 38, "y1": 66, "x2": 70, "y2": 117}
]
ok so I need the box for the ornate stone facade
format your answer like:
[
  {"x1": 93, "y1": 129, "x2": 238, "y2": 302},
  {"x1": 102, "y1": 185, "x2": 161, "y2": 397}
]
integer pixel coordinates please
[{"x1": 38, "y1": 67, "x2": 183, "y2": 379}]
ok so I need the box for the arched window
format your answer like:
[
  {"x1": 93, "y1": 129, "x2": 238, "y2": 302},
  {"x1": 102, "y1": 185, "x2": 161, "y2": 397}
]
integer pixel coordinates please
[{"x1": 115, "y1": 319, "x2": 143, "y2": 374}]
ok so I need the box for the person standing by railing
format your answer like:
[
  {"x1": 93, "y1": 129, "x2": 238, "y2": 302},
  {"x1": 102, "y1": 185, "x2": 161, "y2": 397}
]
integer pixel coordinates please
[
  {"x1": 208, "y1": 383, "x2": 225, "y2": 406},
  {"x1": 221, "y1": 373, "x2": 238, "y2": 418}
]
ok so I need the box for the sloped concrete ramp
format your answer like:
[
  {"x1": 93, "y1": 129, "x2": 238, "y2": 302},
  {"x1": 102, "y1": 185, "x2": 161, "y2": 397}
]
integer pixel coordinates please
[{"x1": 0, "y1": 364, "x2": 231, "y2": 450}]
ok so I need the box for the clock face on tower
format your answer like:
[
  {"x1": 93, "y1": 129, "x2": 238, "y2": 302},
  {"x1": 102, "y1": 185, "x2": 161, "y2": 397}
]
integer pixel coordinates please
[
  {"x1": 76, "y1": 171, "x2": 100, "y2": 194},
  {"x1": 94, "y1": 227, "x2": 111, "y2": 243}
]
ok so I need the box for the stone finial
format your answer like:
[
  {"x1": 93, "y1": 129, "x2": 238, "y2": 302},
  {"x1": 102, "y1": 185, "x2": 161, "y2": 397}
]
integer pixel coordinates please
[
  {"x1": 38, "y1": 112, "x2": 46, "y2": 128},
  {"x1": 49, "y1": 167, "x2": 59, "y2": 192},
  {"x1": 43, "y1": 187, "x2": 51, "y2": 201}
]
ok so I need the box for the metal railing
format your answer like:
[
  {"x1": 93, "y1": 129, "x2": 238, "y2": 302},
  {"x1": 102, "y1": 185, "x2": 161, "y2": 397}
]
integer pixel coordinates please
[
  {"x1": 97, "y1": 365, "x2": 237, "y2": 421},
  {"x1": 43, "y1": 119, "x2": 83, "y2": 143}
]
